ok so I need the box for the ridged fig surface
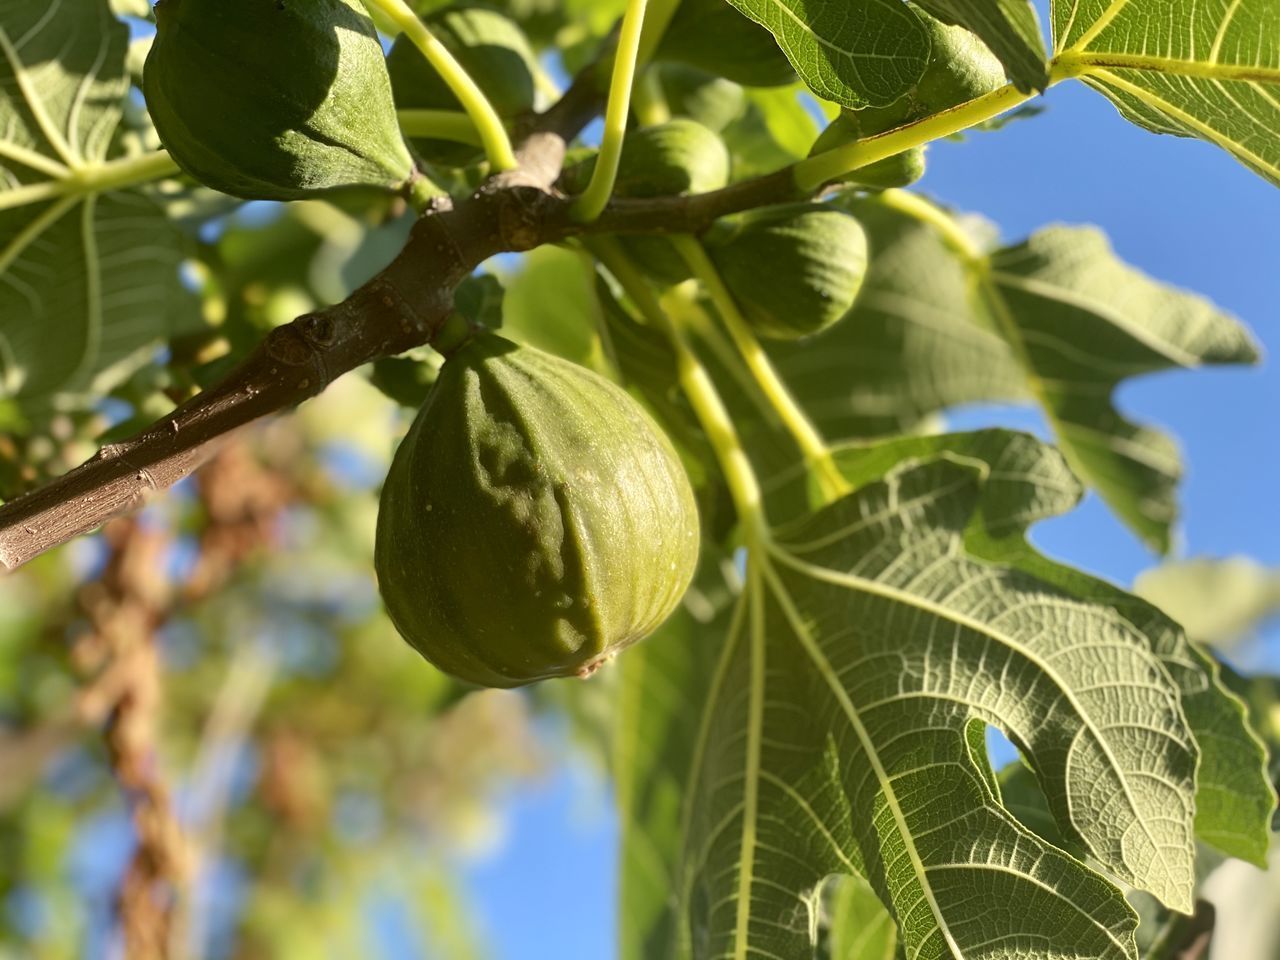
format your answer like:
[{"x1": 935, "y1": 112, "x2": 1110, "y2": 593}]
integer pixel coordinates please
[
  {"x1": 709, "y1": 203, "x2": 869, "y2": 340},
  {"x1": 376, "y1": 335, "x2": 700, "y2": 688},
  {"x1": 145, "y1": 0, "x2": 413, "y2": 200}
]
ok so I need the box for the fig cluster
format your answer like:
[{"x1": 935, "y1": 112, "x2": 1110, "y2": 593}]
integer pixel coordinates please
[{"x1": 376, "y1": 334, "x2": 700, "y2": 688}]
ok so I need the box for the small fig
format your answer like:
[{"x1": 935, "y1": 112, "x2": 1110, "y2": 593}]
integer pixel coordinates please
[
  {"x1": 707, "y1": 203, "x2": 868, "y2": 340},
  {"x1": 563, "y1": 119, "x2": 730, "y2": 199},
  {"x1": 376, "y1": 334, "x2": 700, "y2": 688},
  {"x1": 388, "y1": 6, "x2": 537, "y2": 166},
  {"x1": 564, "y1": 120, "x2": 730, "y2": 286},
  {"x1": 655, "y1": 0, "x2": 796, "y2": 88},
  {"x1": 810, "y1": 114, "x2": 928, "y2": 189},
  {"x1": 655, "y1": 64, "x2": 747, "y2": 133},
  {"x1": 145, "y1": 0, "x2": 413, "y2": 201},
  {"x1": 844, "y1": 10, "x2": 1007, "y2": 139}
]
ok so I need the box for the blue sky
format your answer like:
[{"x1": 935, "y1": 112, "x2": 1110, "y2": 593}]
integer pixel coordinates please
[{"x1": 464, "y1": 36, "x2": 1280, "y2": 960}]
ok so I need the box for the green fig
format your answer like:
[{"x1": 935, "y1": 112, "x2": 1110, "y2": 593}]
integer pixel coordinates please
[
  {"x1": 376, "y1": 334, "x2": 700, "y2": 688},
  {"x1": 655, "y1": 0, "x2": 796, "y2": 88},
  {"x1": 810, "y1": 114, "x2": 928, "y2": 189},
  {"x1": 707, "y1": 203, "x2": 868, "y2": 340},
  {"x1": 844, "y1": 9, "x2": 1007, "y2": 139},
  {"x1": 387, "y1": 6, "x2": 537, "y2": 166},
  {"x1": 563, "y1": 120, "x2": 730, "y2": 286},
  {"x1": 144, "y1": 0, "x2": 414, "y2": 201},
  {"x1": 655, "y1": 64, "x2": 747, "y2": 133}
]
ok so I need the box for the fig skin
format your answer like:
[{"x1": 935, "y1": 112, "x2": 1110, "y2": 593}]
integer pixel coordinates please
[
  {"x1": 707, "y1": 203, "x2": 869, "y2": 340},
  {"x1": 376, "y1": 334, "x2": 700, "y2": 688},
  {"x1": 844, "y1": 11, "x2": 1007, "y2": 139},
  {"x1": 145, "y1": 0, "x2": 413, "y2": 201}
]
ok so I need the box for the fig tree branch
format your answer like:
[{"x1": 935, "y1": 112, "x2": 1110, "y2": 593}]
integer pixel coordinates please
[
  {"x1": 0, "y1": 123, "x2": 573, "y2": 572},
  {"x1": 6, "y1": 51, "x2": 1025, "y2": 572}
]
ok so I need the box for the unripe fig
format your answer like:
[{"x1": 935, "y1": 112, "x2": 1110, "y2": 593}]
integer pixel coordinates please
[
  {"x1": 707, "y1": 203, "x2": 868, "y2": 340},
  {"x1": 388, "y1": 6, "x2": 537, "y2": 166},
  {"x1": 844, "y1": 10, "x2": 1006, "y2": 138},
  {"x1": 655, "y1": 64, "x2": 747, "y2": 133},
  {"x1": 376, "y1": 334, "x2": 700, "y2": 688},
  {"x1": 145, "y1": 0, "x2": 413, "y2": 201},
  {"x1": 810, "y1": 114, "x2": 927, "y2": 189},
  {"x1": 655, "y1": 0, "x2": 796, "y2": 88},
  {"x1": 564, "y1": 120, "x2": 730, "y2": 285},
  {"x1": 563, "y1": 119, "x2": 730, "y2": 199}
]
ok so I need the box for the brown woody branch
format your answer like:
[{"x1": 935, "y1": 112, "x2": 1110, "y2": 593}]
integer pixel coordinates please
[{"x1": 0, "y1": 72, "x2": 807, "y2": 573}]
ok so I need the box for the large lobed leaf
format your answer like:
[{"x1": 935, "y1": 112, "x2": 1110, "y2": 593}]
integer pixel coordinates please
[
  {"x1": 1054, "y1": 0, "x2": 1280, "y2": 186},
  {"x1": 617, "y1": 430, "x2": 1274, "y2": 959},
  {"x1": 0, "y1": 0, "x2": 195, "y2": 417},
  {"x1": 773, "y1": 196, "x2": 1258, "y2": 552}
]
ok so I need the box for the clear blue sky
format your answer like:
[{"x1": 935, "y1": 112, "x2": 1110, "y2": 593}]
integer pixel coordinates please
[{"x1": 465, "y1": 29, "x2": 1280, "y2": 960}]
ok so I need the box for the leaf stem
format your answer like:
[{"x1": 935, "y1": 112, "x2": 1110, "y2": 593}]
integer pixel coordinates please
[
  {"x1": 670, "y1": 234, "x2": 850, "y2": 502},
  {"x1": 875, "y1": 188, "x2": 984, "y2": 263},
  {"x1": 570, "y1": 0, "x2": 651, "y2": 223},
  {"x1": 793, "y1": 82, "x2": 1034, "y2": 193},
  {"x1": 364, "y1": 0, "x2": 519, "y2": 172},
  {"x1": 0, "y1": 150, "x2": 180, "y2": 212},
  {"x1": 589, "y1": 237, "x2": 767, "y2": 536}
]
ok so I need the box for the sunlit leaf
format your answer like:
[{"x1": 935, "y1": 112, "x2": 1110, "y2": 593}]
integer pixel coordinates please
[
  {"x1": 1053, "y1": 0, "x2": 1280, "y2": 186},
  {"x1": 720, "y1": 0, "x2": 931, "y2": 108}
]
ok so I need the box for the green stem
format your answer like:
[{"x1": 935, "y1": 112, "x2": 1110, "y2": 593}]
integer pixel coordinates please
[
  {"x1": 397, "y1": 109, "x2": 486, "y2": 147},
  {"x1": 405, "y1": 172, "x2": 446, "y2": 212},
  {"x1": 876, "y1": 188, "x2": 984, "y2": 263},
  {"x1": 879, "y1": 188, "x2": 1077, "y2": 480},
  {"x1": 365, "y1": 0, "x2": 518, "y2": 172},
  {"x1": 570, "y1": 0, "x2": 651, "y2": 223},
  {"x1": 792, "y1": 82, "x2": 1034, "y2": 192},
  {"x1": 0, "y1": 150, "x2": 180, "y2": 213},
  {"x1": 670, "y1": 235, "x2": 850, "y2": 502},
  {"x1": 589, "y1": 237, "x2": 767, "y2": 536}
]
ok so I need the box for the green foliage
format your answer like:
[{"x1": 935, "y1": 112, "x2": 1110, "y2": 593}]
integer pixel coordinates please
[
  {"x1": 1053, "y1": 0, "x2": 1280, "y2": 186},
  {"x1": 1, "y1": 0, "x2": 1279, "y2": 956},
  {"x1": 0, "y1": 0, "x2": 199, "y2": 421},
  {"x1": 144, "y1": 0, "x2": 413, "y2": 199},
  {"x1": 375, "y1": 334, "x2": 700, "y2": 688}
]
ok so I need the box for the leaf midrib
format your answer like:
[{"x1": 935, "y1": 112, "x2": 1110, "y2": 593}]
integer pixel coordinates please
[
  {"x1": 757, "y1": 553, "x2": 966, "y2": 960},
  {"x1": 766, "y1": 534, "x2": 1190, "y2": 903},
  {"x1": 1060, "y1": 49, "x2": 1280, "y2": 84}
]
